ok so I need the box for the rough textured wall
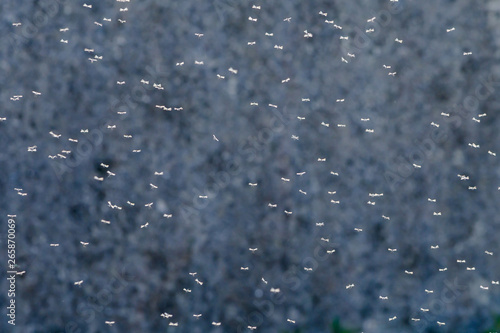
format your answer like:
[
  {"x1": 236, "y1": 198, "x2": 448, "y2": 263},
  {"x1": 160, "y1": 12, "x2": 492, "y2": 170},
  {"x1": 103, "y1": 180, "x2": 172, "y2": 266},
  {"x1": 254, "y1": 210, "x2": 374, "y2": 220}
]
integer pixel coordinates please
[{"x1": 1, "y1": 0, "x2": 500, "y2": 332}]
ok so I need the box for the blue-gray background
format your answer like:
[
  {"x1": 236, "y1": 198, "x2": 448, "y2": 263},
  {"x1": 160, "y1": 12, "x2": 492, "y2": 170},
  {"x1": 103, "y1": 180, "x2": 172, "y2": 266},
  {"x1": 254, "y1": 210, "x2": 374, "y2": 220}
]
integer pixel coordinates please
[{"x1": 1, "y1": 0, "x2": 500, "y2": 332}]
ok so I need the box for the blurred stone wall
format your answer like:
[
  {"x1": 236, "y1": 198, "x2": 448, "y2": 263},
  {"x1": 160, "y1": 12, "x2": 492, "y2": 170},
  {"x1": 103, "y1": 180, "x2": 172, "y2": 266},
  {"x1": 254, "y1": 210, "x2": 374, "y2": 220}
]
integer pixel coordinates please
[{"x1": 1, "y1": 0, "x2": 500, "y2": 332}]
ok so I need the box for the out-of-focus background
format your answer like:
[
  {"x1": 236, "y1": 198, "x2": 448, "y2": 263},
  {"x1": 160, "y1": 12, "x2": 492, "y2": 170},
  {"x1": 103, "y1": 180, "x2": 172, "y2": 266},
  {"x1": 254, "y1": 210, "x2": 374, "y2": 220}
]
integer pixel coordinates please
[{"x1": 1, "y1": 0, "x2": 500, "y2": 332}]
